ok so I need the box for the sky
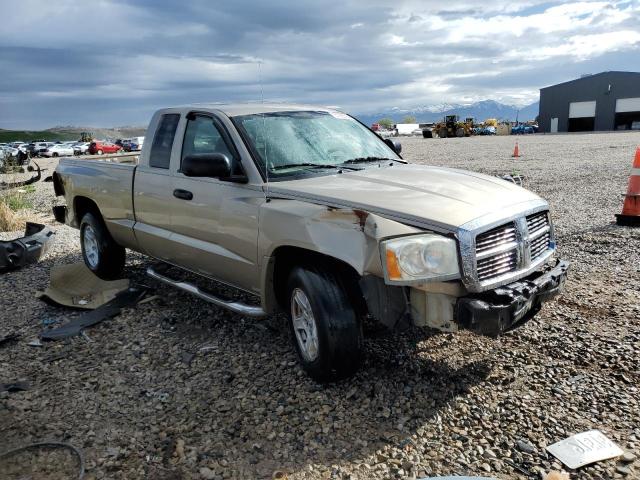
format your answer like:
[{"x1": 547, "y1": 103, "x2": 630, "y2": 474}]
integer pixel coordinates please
[{"x1": 1, "y1": 0, "x2": 639, "y2": 129}]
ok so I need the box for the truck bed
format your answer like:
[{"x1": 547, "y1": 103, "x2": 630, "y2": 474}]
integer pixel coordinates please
[{"x1": 56, "y1": 153, "x2": 140, "y2": 247}]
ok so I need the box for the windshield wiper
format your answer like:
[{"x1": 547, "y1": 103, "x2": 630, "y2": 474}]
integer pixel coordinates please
[
  {"x1": 341, "y1": 156, "x2": 406, "y2": 164},
  {"x1": 271, "y1": 162, "x2": 338, "y2": 171},
  {"x1": 270, "y1": 162, "x2": 361, "y2": 171}
]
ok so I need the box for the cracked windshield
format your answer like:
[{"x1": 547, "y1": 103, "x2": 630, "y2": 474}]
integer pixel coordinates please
[{"x1": 235, "y1": 111, "x2": 398, "y2": 177}]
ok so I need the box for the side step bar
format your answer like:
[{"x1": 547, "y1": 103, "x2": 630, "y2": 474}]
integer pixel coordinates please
[{"x1": 146, "y1": 265, "x2": 267, "y2": 318}]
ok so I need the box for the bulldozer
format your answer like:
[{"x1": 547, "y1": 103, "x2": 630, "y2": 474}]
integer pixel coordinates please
[{"x1": 432, "y1": 115, "x2": 473, "y2": 138}]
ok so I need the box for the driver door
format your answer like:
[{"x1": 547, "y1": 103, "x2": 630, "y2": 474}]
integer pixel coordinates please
[{"x1": 170, "y1": 113, "x2": 263, "y2": 293}]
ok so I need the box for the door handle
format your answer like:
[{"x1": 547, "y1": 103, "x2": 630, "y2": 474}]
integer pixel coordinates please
[{"x1": 173, "y1": 189, "x2": 193, "y2": 201}]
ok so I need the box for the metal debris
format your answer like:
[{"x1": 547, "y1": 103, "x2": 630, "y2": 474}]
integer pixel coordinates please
[
  {"x1": 546, "y1": 429, "x2": 623, "y2": 469},
  {"x1": 0, "y1": 222, "x2": 55, "y2": 273},
  {"x1": 0, "y1": 381, "x2": 30, "y2": 393},
  {"x1": 0, "y1": 332, "x2": 20, "y2": 348},
  {"x1": 36, "y1": 263, "x2": 129, "y2": 309},
  {"x1": 0, "y1": 161, "x2": 42, "y2": 188},
  {"x1": 498, "y1": 173, "x2": 525, "y2": 186},
  {"x1": 40, "y1": 288, "x2": 146, "y2": 340}
]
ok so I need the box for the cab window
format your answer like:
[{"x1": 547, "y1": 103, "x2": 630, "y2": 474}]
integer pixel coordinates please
[
  {"x1": 150, "y1": 113, "x2": 180, "y2": 169},
  {"x1": 181, "y1": 114, "x2": 241, "y2": 174}
]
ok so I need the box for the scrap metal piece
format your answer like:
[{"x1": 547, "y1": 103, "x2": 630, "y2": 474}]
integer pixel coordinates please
[
  {"x1": 0, "y1": 161, "x2": 41, "y2": 188},
  {"x1": 40, "y1": 287, "x2": 146, "y2": 340},
  {"x1": 498, "y1": 174, "x2": 525, "y2": 186},
  {"x1": 36, "y1": 263, "x2": 129, "y2": 309},
  {"x1": 546, "y1": 429, "x2": 623, "y2": 469},
  {"x1": 0, "y1": 381, "x2": 29, "y2": 393},
  {"x1": 0, "y1": 332, "x2": 20, "y2": 348},
  {"x1": 0, "y1": 222, "x2": 55, "y2": 272}
]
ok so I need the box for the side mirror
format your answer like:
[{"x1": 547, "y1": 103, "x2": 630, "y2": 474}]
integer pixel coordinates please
[
  {"x1": 385, "y1": 138, "x2": 402, "y2": 154},
  {"x1": 181, "y1": 153, "x2": 232, "y2": 178}
]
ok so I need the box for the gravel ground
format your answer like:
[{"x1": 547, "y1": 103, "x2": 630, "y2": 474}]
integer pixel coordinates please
[{"x1": 1, "y1": 133, "x2": 639, "y2": 480}]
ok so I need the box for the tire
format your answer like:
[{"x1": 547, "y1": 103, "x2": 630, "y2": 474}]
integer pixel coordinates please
[
  {"x1": 80, "y1": 212, "x2": 125, "y2": 280},
  {"x1": 439, "y1": 127, "x2": 448, "y2": 138},
  {"x1": 52, "y1": 152, "x2": 58, "y2": 157},
  {"x1": 456, "y1": 127, "x2": 465, "y2": 137},
  {"x1": 286, "y1": 265, "x2": 362, "y2": 382},
  {"x1": 97, "y1": 149, "x2": 103, "y2": 155}
]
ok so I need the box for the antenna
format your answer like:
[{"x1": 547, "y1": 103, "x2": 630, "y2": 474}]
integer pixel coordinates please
[{"x1": 257, "y1": 60, "x2": 269, "y2": 201}]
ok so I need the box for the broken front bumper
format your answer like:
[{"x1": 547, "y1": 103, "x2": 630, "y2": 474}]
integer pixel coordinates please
[
  {"x1": 0, "y1": 223, "x2": 55, "y2": 272},
  {"x1": 456, "y1": 259, "x2": 569, "y2": 337}
]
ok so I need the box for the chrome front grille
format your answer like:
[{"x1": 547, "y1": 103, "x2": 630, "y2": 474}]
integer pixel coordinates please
[
  {"x1": 475, "y1": 222, "x2": 519, "y2": 282},
  {"x1": 474, "y1": 210, "x2": 553, "y2": 283},
  {"x1": 477, "y1": 249, "x2": 519, "y2": 280},
  {"x1": 526, "y1": 211, "x2": 551, "y2": 261},
  {"x1": 475, "y1": 223, "x2": 517, "y2": 255}
]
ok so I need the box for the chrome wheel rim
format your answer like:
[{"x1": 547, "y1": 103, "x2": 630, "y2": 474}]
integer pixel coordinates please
[
  {"x1": 83, "y1": 225, "x2": 99, "y2": 269},
  {"x1": 291, "y1": 288, "x2": 319, "y2": 362}
]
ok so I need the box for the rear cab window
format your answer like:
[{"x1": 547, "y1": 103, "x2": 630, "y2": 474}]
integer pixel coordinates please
[{"x1": 150, "y1": 113, "x2": 180, "y2": 169}]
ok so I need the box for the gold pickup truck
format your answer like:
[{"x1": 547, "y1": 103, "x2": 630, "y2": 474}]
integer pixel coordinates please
[{"x1": 52, "y1": 104, "x2": 568, "y2": 381}]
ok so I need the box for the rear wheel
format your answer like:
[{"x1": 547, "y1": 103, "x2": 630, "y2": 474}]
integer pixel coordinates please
[
  {"x1": 97, "y1": 149, "x2": 103, "y2": 155},
  {"x1": 286, "y1": 266, "x2": 362, "y2": 382},
  {"x1": 52, "y1": 152, "x2": 58, "y2": 157},
  {"x1": 80, "y1": 212, "x2": 125, "y2": 279}
]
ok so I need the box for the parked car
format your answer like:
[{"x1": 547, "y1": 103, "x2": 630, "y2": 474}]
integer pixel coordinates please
[
  {"x1": 88, "y1": 141, "x2": 122, "y2": 155},
  {"x1": 512, "y1": 124, "x2": 535, "y2": 135},
  {"x1": 122, "y1": 136, "x2": 144, "y2": 152},
  {"x1": 28, "y1": 142, "x2": 54, "y2": 156},
  {"x1": 476, "y1": 126, "x2": 496, "y2": 135},
  {"x1": 53, "y1": 103, "x2": 569, "y2": 381},
  {"x1": 0, "y1": 145, "x2": 19, "y2": 158},
  {"x1": 73, "y1": 142, "x2": 91, "y2": 155},
  {"x1": 41, "y1": 144, "x2": 75, "y2": 157}
]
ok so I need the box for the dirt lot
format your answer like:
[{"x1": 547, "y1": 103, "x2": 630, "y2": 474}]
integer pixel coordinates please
[{"x1": 1, "y1": 132, "x2": 639, "y2": 480}]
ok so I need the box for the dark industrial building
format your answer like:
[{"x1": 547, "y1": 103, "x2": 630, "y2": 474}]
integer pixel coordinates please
[{"x1": 538, "y1": 71, "x2": 640, "y2": 133}]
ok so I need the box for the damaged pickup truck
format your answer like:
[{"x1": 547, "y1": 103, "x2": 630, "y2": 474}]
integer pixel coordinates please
[{"x1": 53, "y1": 104, "x2": 568, "y2": 380}]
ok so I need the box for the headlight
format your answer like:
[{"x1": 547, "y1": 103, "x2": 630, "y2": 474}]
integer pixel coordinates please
[{"x1": 381, "y1": 234, "x2": 459, "y2": 284}]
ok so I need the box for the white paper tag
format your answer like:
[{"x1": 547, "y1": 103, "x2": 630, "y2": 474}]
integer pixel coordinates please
[{"x1": 546, "y1": 430, "x2": 623, "y2": 469}]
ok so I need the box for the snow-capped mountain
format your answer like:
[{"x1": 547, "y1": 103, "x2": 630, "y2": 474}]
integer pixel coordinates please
[{"x1": 354, "y1": 100, "x2": 539, "y2": 125}]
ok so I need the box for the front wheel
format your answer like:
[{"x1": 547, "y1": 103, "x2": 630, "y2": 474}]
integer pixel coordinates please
[
  {"x1": 80, "y1": 212, "x2": 125, "y2": 279},
  {"x1": 97, "y1": 149, "x2": 103, "y2": 155},
  {"x1": 286, "y1": 266, "x2": 362, "y2": 382}
]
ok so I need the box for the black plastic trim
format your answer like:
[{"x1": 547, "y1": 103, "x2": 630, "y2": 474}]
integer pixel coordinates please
[
  {"x1": 0, "y1": 223, "x2": 55, "y2": 272},
  {"x1": 456, "y1": 259, "x2": 569, "y2": 337}
]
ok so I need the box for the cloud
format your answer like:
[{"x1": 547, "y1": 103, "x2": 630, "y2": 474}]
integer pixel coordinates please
[{"x1": 0, "y1": 0, "x2": 639, "y2": 128}]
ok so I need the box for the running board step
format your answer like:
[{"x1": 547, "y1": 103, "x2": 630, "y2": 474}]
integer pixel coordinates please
[{"x1": 146, "y1": 265, "x2": 267, "y2": 318}]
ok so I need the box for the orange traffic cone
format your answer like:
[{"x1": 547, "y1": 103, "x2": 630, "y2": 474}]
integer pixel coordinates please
[
  {"x1": 512, "y1": 141, "x2": 520, "y2": 158},
  {"x1": 615, "y1": 147, "x2": 640, "y2": 226}
]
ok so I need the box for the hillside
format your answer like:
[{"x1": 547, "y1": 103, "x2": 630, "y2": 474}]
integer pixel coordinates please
[
  {"x1": 354, "y1": 100, "x2": 539, "y2": 126},
  {"x1": 0, "y1": 126, "x2": 146, "y2": 143}
]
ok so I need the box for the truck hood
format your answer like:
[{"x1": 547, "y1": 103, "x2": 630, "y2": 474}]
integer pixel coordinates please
[{"x1": 267, "y1": 164, "x2": 544, "y2": 230}]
